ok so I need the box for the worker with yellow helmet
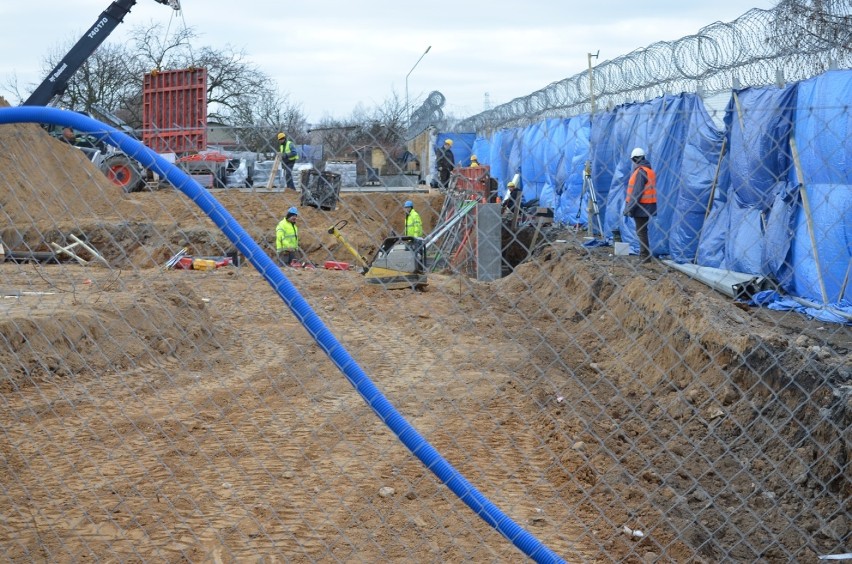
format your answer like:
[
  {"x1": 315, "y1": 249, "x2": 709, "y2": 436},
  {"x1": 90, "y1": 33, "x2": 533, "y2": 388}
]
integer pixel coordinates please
[
  {"x1": 276, "y1": 132, "x2": 299, "y2": 190},
  {"x1": 436, "y1": 138, "x2": 455, "y2": 189},
  {"x1": 502, "y1": 180, "x2": 521, "y2": 216},
  {"x1": 469, "y1": 154, "x2": 480, "y2": 168}
]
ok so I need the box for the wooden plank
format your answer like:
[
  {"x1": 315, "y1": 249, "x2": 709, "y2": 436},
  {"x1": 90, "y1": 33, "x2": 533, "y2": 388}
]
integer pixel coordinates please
[{"x1": 266, "y1": 153, "x2": 281, "y2": 191}]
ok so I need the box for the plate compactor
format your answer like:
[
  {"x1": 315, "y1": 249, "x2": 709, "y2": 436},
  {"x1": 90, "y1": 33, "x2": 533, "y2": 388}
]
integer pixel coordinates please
[
  {"x1": 328, "y1": 221, "x2": 428, "y2": 290},
  {"x1": 365, "y1": 236, "x2": 428, "y2": 289}
]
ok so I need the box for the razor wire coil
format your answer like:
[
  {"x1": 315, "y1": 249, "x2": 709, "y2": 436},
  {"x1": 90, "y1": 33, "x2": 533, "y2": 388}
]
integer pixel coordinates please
[{"x1": 457, "y1": 7, "x2": 852, "y2": 131}]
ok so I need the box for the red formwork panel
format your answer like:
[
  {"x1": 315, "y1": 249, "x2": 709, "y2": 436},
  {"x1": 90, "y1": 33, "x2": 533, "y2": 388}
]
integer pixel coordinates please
[
  {"x1": 454, "y1": 165, "x2": 492, "y2": 202},
  {"x1": 142, "y1": 68, "x2": 208, "y2": 154}
]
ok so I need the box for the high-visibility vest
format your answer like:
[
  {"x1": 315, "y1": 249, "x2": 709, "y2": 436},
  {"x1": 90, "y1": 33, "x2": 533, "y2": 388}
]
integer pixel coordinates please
[
  {"x1": 627, "y1": 165, "x2": 657, "y2": 204},
  {"x1": 405, "y1": 209, "x2": 423, "y2": 237},
  {"x1": 276, "y1": 218, "x2": 299, "y2": 251},
  {"x1": 278, "y1": 139, "x2": 299, "y2": 163}
]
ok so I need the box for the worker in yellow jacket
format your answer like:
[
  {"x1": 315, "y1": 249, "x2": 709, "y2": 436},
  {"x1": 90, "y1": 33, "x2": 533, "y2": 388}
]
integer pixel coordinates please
[
  {"x1": 403, "y1": 200, "x2": 423, "y2": 238},
  {"x1": 276, "y1": 206, "x2": 300, "y2": 266},
  {"x1": 276, "y1": 132, "x2": 299, "y2": 190}
]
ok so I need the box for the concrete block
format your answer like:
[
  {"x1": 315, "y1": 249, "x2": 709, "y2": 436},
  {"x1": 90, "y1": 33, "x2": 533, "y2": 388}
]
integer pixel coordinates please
[{"x1": 614, "y1": 242, "x2": 631, "y2": 256}]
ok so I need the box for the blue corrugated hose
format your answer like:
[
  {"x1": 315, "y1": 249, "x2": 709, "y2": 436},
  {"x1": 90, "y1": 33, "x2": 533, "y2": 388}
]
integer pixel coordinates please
[{"x1": 0, "y1": 107, "x2": 565, "y2": 563}]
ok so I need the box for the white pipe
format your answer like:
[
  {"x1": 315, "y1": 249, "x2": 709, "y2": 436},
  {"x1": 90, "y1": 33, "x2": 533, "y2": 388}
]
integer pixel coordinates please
[
  {"x1": 662, "y1": 261, "x2": 757, "y2": 299},
  {"x1": 663, "y1": 260, "x2": 852, "y2": 322}
]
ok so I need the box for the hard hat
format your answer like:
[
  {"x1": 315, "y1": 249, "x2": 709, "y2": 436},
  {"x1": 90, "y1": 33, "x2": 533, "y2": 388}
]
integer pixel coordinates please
[
  {"x1": 277, "y1": 132, "x2": 286, "y2": 140},
  {"x1": 470, "y1": 154, "x2": 478, "y2": 160},
  {"x1": 287, "y1": 206, "x2": 298, "y2": 215},
  {"x1": 631, "y1": 147, "x2": 646, "y2": 159},
  {"x1": 404, "y1": 200, "x2": 414, "y2": 208},
  {"x1": 507, "y1": 181, "x2": 516, "y2": 188},
  {"x1": 444, "y1": 139, "x2": 453, "y2": 146}
]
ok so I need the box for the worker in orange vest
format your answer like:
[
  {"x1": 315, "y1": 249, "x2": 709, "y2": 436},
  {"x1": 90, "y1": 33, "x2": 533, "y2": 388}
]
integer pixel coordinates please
[{"x1": 624, "y1": 147, "x2": 657, "y2": 262}]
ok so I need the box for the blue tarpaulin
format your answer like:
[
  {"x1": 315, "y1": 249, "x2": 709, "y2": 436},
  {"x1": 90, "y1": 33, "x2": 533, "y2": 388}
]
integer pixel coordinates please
[
  {"x1": 554, "y1": 116, "x2": 591, "y2": 226},
  {"x1": 457, "y1": 68, "x2": 852, "y2": 322}
]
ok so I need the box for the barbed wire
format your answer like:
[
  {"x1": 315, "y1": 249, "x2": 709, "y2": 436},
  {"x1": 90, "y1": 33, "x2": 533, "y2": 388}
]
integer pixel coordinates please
[
  {"x1": 406, "y1": 90, "x2": 445, "y2": 139},
  {"x1": 457, "y1": 7, "x2": 852, "y2": 132}
]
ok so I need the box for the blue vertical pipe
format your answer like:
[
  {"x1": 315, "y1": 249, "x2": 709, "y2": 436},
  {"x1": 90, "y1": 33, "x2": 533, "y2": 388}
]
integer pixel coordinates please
[{"x1": 0, "y1": 107, "x2": 566, "y2": 563}]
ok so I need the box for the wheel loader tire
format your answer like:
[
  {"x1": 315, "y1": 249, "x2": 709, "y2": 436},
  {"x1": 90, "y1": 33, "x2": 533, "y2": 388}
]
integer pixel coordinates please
[{"x1": 102, "y1": 155, "x2": 144, "y2": 193}]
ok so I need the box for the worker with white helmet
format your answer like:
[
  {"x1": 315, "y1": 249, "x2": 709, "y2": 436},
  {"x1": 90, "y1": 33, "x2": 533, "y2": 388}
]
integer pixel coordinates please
[
  {"x1": 275, "y1": 206, "x2": 301, "y2": 267},
  {"x1": 403, "y1": 200, "x2": 423, "y2": 238},
  {"x1": 624, "y1": 147, "x2": 657, "y2": 262}
]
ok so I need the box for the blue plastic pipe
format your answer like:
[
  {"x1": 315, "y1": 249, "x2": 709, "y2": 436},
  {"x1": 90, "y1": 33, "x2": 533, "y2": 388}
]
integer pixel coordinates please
[{"x1": 0, "y1": 107, "x2": 566, "y2": 563}]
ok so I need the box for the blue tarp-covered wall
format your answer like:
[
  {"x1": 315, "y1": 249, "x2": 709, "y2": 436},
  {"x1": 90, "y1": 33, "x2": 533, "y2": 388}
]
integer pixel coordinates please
[
  {"x1": 787, "y1": 71, "x2": 852, "y2": 303},
  {"x1": 463, "y1": 69, "x2": 850, "y2": 311},
  {"x1": 697, "y1": 85, "x2": 797, "y2": 272},
  {"x1": 471, "y1": 137, "x2": 491, "y2": 169},
  {"x1": 436, "y1": 132, "x2": 476, "y2": 170},
  {"x1": 595, "y1": 94, "x2": 705, "y2": 257},
  {"x1": 553, "y1": 116, "x2": 591, "y2": 226},
  {"x1": 668, "y1": 101, "x2": 727, "y2": 263},
  {"x1": 482, "y1": 128, "x2": 521, "y2": 196}
]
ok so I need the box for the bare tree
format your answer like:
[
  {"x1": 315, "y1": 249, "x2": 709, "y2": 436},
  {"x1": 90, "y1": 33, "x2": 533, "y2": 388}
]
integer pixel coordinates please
[
  {"x1": 133, "y1": 22, "x2": 195, "y2": 71},
  {"x1": 232, "y1": 91, "x2": 309, "y2": 154},
  {"x1": 1, "y1": 73, "x2": 24, "y2": 105},
  {"x1": 32, "y1": 41, "x2": 143, "y2": 116},
  {"x1": 22, "y1": 21, "x2": 307, "y2": 151},
  {"x1": 372, "y1": 89, "x2": 407, "y2": 135},
  {"x1": 771, "y1": 0, "x2": 852, "y2": 54},
  {"x1": 309, "y1": 117, "x2": 359, "y2": 161}
]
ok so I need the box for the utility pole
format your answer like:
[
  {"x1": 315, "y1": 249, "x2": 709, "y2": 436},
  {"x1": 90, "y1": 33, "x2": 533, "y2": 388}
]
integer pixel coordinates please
[
  {"x1": 586, "y1": 50, "x2": 600, "y2": 238},
  {"x1": 587, "y1": 50, "x2": 599, "y2": 118},
  {"x1": 405, "y1": 46, "x2": 432, "y2": 128}
]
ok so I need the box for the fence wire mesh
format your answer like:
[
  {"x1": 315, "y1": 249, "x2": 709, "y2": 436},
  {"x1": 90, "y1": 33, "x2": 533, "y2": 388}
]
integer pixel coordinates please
[
  {"x1": 457, "y1": 5, "x2": 852, "y2": 132},
  {"x1": 1, "y1": 99, "x2": 849, "y2": 563}
]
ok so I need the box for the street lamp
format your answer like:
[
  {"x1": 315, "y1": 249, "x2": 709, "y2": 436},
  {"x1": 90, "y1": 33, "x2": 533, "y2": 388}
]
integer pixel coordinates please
[{"x1": 405, "y1": 45, "x2": 431, "y2": 128}]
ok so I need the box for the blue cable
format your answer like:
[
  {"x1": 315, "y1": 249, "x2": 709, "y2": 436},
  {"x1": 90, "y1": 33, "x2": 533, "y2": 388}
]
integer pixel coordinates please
[{"x1": 0, "y1": 107, "x2": 566, "y2": 563}]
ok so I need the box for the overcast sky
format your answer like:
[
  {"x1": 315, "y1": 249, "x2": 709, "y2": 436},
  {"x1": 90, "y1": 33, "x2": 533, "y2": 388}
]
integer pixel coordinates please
[{"x1": 1, "y1": 1, "x2": 778, "y2": 123}]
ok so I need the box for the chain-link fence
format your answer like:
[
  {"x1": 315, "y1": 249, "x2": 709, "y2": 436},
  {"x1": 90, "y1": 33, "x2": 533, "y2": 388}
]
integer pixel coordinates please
[
  {"x1": 3, "y1": 1, "x2": 852, "y2": 557},
  {"x1": 1, "y1": 94, "x2": 850, "y2": 563}
]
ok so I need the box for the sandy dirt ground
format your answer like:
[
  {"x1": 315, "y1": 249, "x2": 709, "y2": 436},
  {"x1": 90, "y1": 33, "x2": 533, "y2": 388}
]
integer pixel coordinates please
[{"x1": 1, "y1": 105, "x2": 850, "y2": 562}]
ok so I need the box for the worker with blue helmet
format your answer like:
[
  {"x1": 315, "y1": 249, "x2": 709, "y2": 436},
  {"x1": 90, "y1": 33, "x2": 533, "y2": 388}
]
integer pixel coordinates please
[
  {"x1": 403, "y1": 200, "x2": 423, "y2": 238},
  {"x1": 276, "y1": 206, "x2": 300, "y2": 266}
]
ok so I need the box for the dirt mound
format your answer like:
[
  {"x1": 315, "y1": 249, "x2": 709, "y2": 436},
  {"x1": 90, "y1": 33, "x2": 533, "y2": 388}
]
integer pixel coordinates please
[
  {"x1": 3, "y1": 236, "x2": 847, "y2": 561},
  {"x1": 0, "y1": 102, "x2": 445, "y2": 266},
  {"x1": 2, "y1": 94, "x2": 445, "y2": 267},
  {"x1": 494, "y1": 239, "x2": 851, "y2": 561},
  {"x1": 0, "y1": 277, "x2": 221, "y2": 391},
  {"x1": 0, "y1": 100, "x2": 123, "y2": 227}
]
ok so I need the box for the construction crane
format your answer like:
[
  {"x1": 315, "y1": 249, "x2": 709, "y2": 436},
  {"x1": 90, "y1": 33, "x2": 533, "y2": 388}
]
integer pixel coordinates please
[
  {"x1": 23, "y1": 0, "x2": 181, "y2": 107},
  {"x1": 22, "y1": 0, "x2": 181, "y2": 192}
]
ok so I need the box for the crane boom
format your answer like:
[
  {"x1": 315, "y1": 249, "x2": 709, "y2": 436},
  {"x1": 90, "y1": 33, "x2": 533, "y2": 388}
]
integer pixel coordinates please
[{"x1": 23, "y1": 0, "x2": 179, "y2": 107}]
